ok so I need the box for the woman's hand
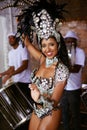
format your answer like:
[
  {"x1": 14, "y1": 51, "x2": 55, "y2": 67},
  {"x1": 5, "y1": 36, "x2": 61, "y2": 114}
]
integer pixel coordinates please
[
  {"x1": 22, "y1": 34, "x2": 31, "y2": 48},
  {"x1": 22, "y1": 33, "x2": 43, "y2": 61},
  {"x1": 29, "y1": 84, "x2": 40, "y2": 102}
]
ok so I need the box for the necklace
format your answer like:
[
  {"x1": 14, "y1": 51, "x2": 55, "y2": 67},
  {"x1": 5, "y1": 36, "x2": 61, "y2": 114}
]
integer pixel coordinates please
[{"x1": 46, "y1": 57, "x2": 58, "y2": 68}]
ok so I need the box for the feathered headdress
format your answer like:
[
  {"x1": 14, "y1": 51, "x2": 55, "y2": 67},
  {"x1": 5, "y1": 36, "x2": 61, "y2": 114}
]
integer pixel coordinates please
[{"x1": 16, "y1": 0, "x2": 67, "y2": 43}]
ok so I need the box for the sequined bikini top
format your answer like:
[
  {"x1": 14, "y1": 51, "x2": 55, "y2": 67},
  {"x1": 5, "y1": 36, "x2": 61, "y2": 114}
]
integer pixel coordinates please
[{"x1": 31, "y1": 62, "x2": 69, "y2": 95}]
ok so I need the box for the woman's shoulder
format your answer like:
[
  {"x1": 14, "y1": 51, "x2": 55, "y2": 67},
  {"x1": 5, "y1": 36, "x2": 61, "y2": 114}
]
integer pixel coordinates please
[
  {"x1": 55, "y1": 62, "x2": 69, "y2": 81},
  {"x1": 58, "y1": 62, "x2": 69, "y2": 70}
]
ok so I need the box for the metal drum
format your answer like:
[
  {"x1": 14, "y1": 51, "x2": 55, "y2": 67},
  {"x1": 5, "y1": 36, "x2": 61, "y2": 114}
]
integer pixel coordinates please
[
  {"x1": 81, "y1": 84, "x2": 87, "y2": 110},
  {"x1": 0, "y1": 83, "x2": 32, "y2": 129}
]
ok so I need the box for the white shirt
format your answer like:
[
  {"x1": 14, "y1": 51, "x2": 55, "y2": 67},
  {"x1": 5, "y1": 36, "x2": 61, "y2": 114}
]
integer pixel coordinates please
[
  {"x1": 8, "y1": 44, "x2": 31, "y2": 83},
  {"x1": 65, "y1": 47, "x2": 85, "y2": 90}
]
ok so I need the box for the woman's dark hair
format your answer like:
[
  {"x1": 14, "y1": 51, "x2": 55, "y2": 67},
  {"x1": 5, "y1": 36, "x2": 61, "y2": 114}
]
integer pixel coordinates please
[{"x1": 58, "y1": 32, "x2": 70, "y2": 68}]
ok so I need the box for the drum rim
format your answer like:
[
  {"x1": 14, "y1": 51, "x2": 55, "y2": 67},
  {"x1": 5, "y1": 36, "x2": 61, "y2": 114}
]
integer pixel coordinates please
[
  {"x1": 13, "y1": 114, "x2": 31, "y2": 129},
  {"x1": 0, "y1": 82, "x2": 32, "y2": 129},
  {"x1": 0, "y1": 82, "x2": 16, "y2": 92}
]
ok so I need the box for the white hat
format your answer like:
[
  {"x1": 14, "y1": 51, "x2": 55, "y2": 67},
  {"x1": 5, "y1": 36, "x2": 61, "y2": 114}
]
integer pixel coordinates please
[
  {"x1": 64, "y1": 31, "x2": 79, "y2": 40},
  {"x1": 7, "y1": 32, "x2": 15, "y2": 37}
]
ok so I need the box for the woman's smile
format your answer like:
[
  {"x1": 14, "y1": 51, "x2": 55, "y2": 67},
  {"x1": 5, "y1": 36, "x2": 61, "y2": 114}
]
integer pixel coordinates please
[
  {"x1": 41, "y1": 38, "x2": 58, "y2": 59},
  {"x1": 46, "y1": 51, "x2": 53, "y2": 57}
]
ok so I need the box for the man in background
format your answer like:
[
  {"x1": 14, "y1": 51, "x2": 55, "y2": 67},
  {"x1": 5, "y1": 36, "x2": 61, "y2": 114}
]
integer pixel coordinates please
[
  {"x1": 61, "y1": 30, "x2": 85, "y2": 130},
  {"x1": 0, "y1": 32, "x2": 32, "y2": 103}
]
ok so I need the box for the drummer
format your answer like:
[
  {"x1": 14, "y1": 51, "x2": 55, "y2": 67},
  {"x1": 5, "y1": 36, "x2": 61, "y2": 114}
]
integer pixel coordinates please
[
  {"x1": 0, "y1": 32, "x2": 32, "y2": 101},
  {"x1": 61, "y1": 30, "x2": 86, "y2": 130}
]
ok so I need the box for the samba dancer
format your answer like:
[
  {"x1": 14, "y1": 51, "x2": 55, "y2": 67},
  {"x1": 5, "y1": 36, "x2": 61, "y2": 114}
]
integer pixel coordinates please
[{"x1": 17, "y1": 1, "x2": 70, "y2": 130}]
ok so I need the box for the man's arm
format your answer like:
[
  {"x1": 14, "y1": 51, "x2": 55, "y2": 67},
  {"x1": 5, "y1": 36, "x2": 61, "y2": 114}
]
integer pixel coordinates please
[
  {"x1": 1, "y1": 60, "x2": 28, "y2": 84},
  {"x1": 69, "y1": 64, "x2": 82, "y2": 73},
  {"x1": 0, "y1": 66, "x2": 14, "y2": 84},
  {"x1": 0, "y1": 66, "x2": 14, "y2": 77},
  {"x1": 12, "y1": 60, "x2": 28, "y2": 75}
]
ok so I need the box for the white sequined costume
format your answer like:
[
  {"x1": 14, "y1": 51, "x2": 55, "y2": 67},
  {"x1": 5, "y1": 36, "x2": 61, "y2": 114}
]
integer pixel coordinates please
[{"x1": 31, "y1": 62, "x2": 69, "y2": 118}]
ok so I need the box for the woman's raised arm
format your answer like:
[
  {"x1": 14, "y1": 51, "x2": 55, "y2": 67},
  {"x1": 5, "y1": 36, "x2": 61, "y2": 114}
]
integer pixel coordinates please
[{"x1": 23, "y1": 35, "x2": 44, "y2": 62}]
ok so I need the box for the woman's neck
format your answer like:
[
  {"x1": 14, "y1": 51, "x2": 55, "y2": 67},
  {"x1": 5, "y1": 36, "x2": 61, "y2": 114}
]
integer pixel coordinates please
[{"x1": 45, "y1": 57, "x2": 58, "y2": 68}]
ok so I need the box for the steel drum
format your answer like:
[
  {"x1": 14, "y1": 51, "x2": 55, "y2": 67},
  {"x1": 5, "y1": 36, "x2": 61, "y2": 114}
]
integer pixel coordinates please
[
  {"x1": 0, "y1": 83, "x2": 32, "y2": 129},
  {"x1": 81, "y1": 84, "x2": 87, "y2": 110}
]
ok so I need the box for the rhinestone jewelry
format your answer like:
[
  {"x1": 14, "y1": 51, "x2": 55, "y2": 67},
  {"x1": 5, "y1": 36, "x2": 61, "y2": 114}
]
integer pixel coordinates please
[
  {"x1": 32, "y1": 9, "x2": 61, "y2": 43},
  {"x1": 46, "y1": 57, "x2": 58, "y2": 68}
]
